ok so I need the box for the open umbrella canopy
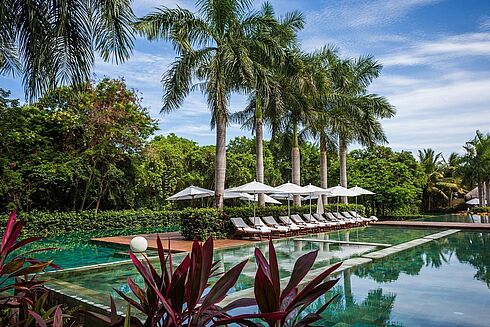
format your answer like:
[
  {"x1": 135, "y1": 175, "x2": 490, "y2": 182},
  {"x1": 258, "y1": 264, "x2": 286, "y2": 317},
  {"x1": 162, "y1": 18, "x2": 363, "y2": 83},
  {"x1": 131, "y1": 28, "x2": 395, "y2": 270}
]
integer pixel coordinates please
[
  {"x1": 350, "y1": 186, "x2": 375, "y2": 195},
  {"x1": 327, "y1": 185, "x2": 359, "y2": 197},
  {"x1": 274, "y1": 182, "x2": 307, "y2": 194},
  {"x1": 223, "y1": 190, "x2": 253, "y2": 200},
  {"x1": 167, "y1": 185, "x2": 214, "y2": 201},
  {"x1": 271, "y1": 193, "x2": 305, "y2": 200},
  {"x1": 228, "y1": 180, "x2": 279, "y2": 193},
  {"x1": 303, "y1": 184, "x2": 330, "y2": 195},
  {"x1": 256, "y1": 194, "x2": 282, "y2": 204},
  {"x1": 466, "y1": 198, "x2": 480, "y2": 205}
]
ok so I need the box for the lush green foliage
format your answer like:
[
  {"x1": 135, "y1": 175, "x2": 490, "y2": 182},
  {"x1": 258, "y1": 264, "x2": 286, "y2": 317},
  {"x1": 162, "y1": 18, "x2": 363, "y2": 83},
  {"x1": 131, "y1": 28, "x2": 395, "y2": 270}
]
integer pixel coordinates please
[
  {"x1": 180, "y1": 209, "x2": 229, "y2": 241},
  {"x1": 329, "y1": 146, "x2": 425, "y2": 216},
  {"x1": 473, "y1": 206, "x2": 490, "y2": 213}
]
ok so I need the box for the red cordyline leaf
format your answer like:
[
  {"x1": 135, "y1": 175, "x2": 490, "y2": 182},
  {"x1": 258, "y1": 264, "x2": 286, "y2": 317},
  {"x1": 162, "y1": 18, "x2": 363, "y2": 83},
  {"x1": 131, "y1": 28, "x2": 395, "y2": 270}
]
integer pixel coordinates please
[
  {"x1": 114, "y1": 287, "x2": 145, "y2": 313},
  {"x1": 268, "y1": 240, "x2": 281, "y2": 303},
  {"x1": 200, "y1": 259, "x2": 248, "y2": 312},
  {"x1": 254, "y1": 248, "x2": 272, "y2": 282},
  {"x1": 254, "y1": 264, "x2": 278, "y2": 315},
  {"x1": 281, "y1": 250, "x2": 318, "y2": 301},
  {"x1": 167, "y1": 255, "x2": 190, "y2": 315},
  {"x1": 1, "y1": 220, "x2": 24, "y2": 257},
  {"x1": 156, "y1": 235, "x2": 170, "y2": 288},
  {"x1": 129, "y1": 252, "x2": 179, "y2": 325},
  {"x1": 286, "y1": 262, "x2": 342, "y2": 313},
  {"x1": 220, "y1": 297, "x2": 257, "y2": 312},
  {"x1": 2, "y1": 210, "x2": 17, "y2": 249},
  {"x1": 186, "y1": 240, "x2": 204, "y2": 312},
  {"x1": 52, "y1": 305, "x2": 63, "y2": 327},
  {"x1": 215, "y1": 311, "x2": 286, "y2": 326},
  {"x1": 28, "y1": 310, "x2": 48, "y2": 327}
]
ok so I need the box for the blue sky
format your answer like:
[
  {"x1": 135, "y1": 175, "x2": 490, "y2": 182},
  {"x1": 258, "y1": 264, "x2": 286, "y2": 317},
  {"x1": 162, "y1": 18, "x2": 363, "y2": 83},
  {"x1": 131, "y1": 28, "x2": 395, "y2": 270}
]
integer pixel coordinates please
[{"x1": 1, "y1": 0, "x2": 490, "y2": 156}]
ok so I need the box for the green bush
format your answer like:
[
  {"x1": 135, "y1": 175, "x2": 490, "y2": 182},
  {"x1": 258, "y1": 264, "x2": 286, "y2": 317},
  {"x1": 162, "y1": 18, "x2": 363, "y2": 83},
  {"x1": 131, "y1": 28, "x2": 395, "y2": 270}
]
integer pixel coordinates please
[
  {"x1": 473, "y1": 206, "x2": 490, "y2": 213},
  {"x1": 180, "y1": 208, "x2": 229, "y2": 241},
  {"x1": 13, "y1": 209, "x2": 183, "y2": 237}
]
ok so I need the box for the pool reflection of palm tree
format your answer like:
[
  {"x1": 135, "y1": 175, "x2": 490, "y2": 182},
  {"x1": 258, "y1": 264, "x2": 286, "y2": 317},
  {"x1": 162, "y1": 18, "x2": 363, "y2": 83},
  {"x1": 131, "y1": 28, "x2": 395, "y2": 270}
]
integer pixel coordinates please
[
  {"x1": 450, "y1": 232, "x2": 490, "y2": 287},
  {"x1": 316, "y1": 279, "x2": 403, "y2": 326}
]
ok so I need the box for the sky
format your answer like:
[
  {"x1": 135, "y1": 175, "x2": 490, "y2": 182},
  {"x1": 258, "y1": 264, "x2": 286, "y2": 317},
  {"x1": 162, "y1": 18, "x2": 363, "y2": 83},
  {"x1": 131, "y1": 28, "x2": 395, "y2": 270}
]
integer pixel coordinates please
[{"x1": 1, "y1": 0, "x2": 490, "y2": 157}]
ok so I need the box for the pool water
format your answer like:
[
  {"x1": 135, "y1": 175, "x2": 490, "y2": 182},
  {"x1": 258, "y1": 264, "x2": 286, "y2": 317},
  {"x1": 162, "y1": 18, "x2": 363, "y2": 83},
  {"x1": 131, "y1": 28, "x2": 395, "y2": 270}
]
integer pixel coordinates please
[
  {"x1": 319, "y1": 231, "x2": 490, "y2": 326},
  {"x1": 21, "y1": 226, "x2": 177, "y2": 269},
  {"x1": 418, "y1": 214, "x2": 489, "y2": 224}
]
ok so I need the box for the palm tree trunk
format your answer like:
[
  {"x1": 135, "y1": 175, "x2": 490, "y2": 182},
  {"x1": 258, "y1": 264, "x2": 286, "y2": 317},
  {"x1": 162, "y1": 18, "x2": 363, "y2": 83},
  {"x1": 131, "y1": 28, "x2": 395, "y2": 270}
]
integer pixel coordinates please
[
  {"x1": 256, "y1": 96, "x2": 265, "y2": 207},
  {"x1": 214, "y1": 115, "x2": 227, "y2": 209},
  {"x1": 478, "y1": 181, "x2": 484, "y2": 207},
  {"x1": 320, "y1": 134, "x2": 328, "y2": 204},
  {"x1": 486, "y1": 180, "x2": 490, "y2": 206},
  {"x1": 292, "y1": 124, "x2": 301, "y2": 206},
  {"x1": 339, "y1": 136, "x2": 348, "y2": 204}
]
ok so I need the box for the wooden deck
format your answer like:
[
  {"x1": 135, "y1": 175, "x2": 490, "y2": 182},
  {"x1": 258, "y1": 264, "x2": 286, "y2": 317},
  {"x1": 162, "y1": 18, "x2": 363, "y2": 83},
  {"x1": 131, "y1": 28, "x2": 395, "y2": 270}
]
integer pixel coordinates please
[
  {"x1": 375, "y1": 221, "x2": 490, "y2": 230},
  {"x1": 91, "y1": 231, "x2": 258, "y2": 253}
]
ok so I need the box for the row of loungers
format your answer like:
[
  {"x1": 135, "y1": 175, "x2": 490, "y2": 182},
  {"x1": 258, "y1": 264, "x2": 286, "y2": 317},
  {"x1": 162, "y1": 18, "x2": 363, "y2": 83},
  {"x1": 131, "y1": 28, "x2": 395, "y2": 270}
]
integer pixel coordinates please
[{"x1": 230, "y1": 211, "x2": 378, "y2": 239}]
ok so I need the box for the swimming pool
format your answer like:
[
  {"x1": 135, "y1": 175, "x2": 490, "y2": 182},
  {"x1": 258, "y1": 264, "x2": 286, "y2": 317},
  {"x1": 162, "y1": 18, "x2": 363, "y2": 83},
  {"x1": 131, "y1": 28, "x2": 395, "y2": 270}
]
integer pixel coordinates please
[
  {"x1": 22, "y1": 226, "x2": 177, "y2": 269},
  {"x1": 418, "y1": 213, "x2": 489, "y2": 224}
]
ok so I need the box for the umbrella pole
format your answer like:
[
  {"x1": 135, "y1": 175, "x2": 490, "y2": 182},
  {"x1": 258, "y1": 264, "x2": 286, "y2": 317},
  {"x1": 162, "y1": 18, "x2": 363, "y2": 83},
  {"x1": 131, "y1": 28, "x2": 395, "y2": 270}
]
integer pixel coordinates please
[
  {"x1": 254, "y1": 192, "x2": 256, "y2": 219},
  {"x1": 355, "y1": 196, "x2": 358, "y2": 213},
  {"x1": 337, "y1": 196, "x2": 339, "y2": 213},
  {"x1": 288, "y1": 197, "x2": 290, "y2": 217},
  {"x1": 309, "y1": 193, "x2": 312, "y2": 215}
]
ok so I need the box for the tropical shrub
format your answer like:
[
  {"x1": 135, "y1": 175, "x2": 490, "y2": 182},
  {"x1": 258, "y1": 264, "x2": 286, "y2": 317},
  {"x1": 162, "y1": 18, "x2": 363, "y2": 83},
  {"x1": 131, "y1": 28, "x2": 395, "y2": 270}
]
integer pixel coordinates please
[
  {"x1": 88, "y1": 237, "x2": 341, "y2": 326},
  {"x1": 180, "y1": 208, "x2": 228, "y2": 241},
  {"x1": 473, "y1": 206, "x2": 490, "y2": 214},
  {"x1": 0, "y1": 211, "x2": 66, "y2": 326}
]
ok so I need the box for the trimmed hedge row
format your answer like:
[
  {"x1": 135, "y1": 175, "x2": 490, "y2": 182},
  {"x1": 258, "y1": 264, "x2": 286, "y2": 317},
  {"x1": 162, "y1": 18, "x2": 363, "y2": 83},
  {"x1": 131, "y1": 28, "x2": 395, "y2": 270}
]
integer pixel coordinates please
[
  {"x1": 473, "y1": 206, "x2": 490, "y2": 213},
  {"x1": 8, "y1": 203, "x2": 366, "y2": 240},
  {"x1": 15, "y1": 209, "x2": 184, "y2": 237}
]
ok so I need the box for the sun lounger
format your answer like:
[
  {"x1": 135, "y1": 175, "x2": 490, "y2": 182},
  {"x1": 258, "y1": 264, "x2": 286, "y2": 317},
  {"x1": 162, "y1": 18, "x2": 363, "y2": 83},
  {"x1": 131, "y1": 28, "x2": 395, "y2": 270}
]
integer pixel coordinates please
[
  {"x1": 322, "y1": 213, "x2": 346, "y2": 226},
  {"x1": 348, "y1": 211, "x2": 373, "y2": 223},
  {"x1": 312, "y1": 213, "x2": 341, "y2": 229},
  {"x1": 332, "y1": 212, "x2": 356, "y2": 224},
  {"x1": 341, "y1": 211, "x2": 364, "y2": 224},
  {"x1": 261, "y1": 216, "x2": 299, "y2": 235},
  {"x1": 248, "y1": 217, "x2": 290, "y2": 237},
  {"x1": 303, "y1": 214, "x2": 335, "y2": 230},
  {"x1": 230, "y1": 217, "x2": 271, "y2": 240},
  {"x1": 290, "y1": 214, "x2": 319, "y2": 231},
  {"x1": 279, "y1": 216, "x2": 308, "y2": 234}
]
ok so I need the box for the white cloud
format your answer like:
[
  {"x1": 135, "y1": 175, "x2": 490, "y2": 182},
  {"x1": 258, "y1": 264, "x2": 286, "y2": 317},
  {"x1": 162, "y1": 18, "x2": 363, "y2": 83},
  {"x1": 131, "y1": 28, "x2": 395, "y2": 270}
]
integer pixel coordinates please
[
  {"x1": 380, "y1": 32, "x2": 490, "y2": 67},
  {"x1": 307, "y1": 0, "x2": 441, "y2": 30}
]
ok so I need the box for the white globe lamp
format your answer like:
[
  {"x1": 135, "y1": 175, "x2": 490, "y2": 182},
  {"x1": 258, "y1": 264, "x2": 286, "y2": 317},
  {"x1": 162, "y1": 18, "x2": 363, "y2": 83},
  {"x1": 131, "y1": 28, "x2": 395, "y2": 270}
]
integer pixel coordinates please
[{"x1": 130, "y1": 236, "x2": 148, "y2": 253}]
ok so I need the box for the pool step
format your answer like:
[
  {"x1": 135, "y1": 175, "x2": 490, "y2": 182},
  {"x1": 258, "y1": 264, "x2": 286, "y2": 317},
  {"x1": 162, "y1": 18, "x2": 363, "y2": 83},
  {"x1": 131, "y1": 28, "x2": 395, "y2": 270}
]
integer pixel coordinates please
[
  {"x1": 422, "y1": 229, "x2": 460, "y2": 239},
  {"x1": 294, "y1": 238, "x2": 392, "y2": 247}
]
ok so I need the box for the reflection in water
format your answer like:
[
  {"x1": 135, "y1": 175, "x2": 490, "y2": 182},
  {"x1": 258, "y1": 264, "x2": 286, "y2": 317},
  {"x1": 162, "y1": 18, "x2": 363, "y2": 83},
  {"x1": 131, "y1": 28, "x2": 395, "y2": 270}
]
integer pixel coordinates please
[{"x1": 317, "y1": 231, "x2": 490, "y2": 326}]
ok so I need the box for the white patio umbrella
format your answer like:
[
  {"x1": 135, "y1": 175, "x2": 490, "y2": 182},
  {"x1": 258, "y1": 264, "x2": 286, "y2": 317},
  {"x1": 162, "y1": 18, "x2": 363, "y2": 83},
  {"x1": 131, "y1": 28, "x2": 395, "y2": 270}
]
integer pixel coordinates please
[
  {"x1": 326, "y1": 185, "x2": 359, "y2": 212},
  {"x1": 466, "y1": 198, "x2": 479, "y2": 205},
  {"x1": 303, "y1": 184, "x2": 330, "y2": 215},
  {"x1": 229, "y1": 180, "x2": 281, "y2": 218},
  {"x1": 223, "y1": 189, "x2": 253, "y2": 200},
  {"x1": 316, "y1": 194, "x2": 324, "y2": 214},
  {"x1": 167, "y1": 185, "x2": 214, "y2": 201},
  {"x1": 275, "y1": 182, "x2": 308, "y2": 217},
  {"x1": 350, "y1": 186, "x2": 375, "y2": 213}
]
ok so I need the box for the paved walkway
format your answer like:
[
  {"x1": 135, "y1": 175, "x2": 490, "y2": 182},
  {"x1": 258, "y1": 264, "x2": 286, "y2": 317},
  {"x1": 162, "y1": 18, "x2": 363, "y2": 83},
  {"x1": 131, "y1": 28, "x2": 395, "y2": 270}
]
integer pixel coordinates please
[
  {"x1": 91, "y1": 231, "x2": 258, "y2": 252},
  {"x1": 375, "y1": 220, "x2": 490, "y2": 230}
]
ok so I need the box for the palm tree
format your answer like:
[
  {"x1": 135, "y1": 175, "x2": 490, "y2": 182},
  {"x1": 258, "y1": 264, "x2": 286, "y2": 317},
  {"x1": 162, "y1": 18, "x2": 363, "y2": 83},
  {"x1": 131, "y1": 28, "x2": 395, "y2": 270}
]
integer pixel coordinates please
[
  {"x1": 135, "y1": 0, "x2": 278, "y2": 209},
  {"x1": 418, "y1": 148, "x2": 461, "y2": 210},
  {"x1": 233, "y1": 3, "x2": 304, "y2": 207},
  {"x1": 460, "y1": 131, "x2": 490, "y2": 206},
  {"x1": 1, "y1": 0, "x2": 135, "y2": 100},
  {"x1": 325, "y1": 54, "x2": 395, "y2": 203}
]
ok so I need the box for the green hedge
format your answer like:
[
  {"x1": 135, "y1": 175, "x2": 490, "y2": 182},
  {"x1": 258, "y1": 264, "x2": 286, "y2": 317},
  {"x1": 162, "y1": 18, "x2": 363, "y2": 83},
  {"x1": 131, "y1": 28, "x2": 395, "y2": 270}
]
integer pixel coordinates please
[
  {"x1": 180, "y1": 208, "x2": 229, "y2": 241},
  {"x1": 14, "y1": 209, "x2": 184, "y2": 237},
  {"x1": 473, "y1": 206, "x2": 490, "y2": 213},
  {"x1": 6, "y1": 203, "x2": 366, "y2": 240}
]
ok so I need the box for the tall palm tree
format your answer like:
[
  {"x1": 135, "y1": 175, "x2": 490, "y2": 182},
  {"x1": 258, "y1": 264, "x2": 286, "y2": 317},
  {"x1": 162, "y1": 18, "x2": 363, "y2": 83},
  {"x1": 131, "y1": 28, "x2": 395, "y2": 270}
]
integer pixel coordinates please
[
  {"x1": 460, "y1": 131, "x2": 490, "y2": 206},
  {"x1": 135, "y1": 0, "x2": 278, "y2": 209},
  {"x1": 233, "y1": 3, "x2": 304, "y2": 207},
  {"x1": 325, "y1": 54, "x2": 395, "y2": 203},
  {"x1": 1, "y1": 0, "x2": 135, "y2": 100},
  {"x1": 419, "y1": 148, "x2": 461, "y2": 210}
]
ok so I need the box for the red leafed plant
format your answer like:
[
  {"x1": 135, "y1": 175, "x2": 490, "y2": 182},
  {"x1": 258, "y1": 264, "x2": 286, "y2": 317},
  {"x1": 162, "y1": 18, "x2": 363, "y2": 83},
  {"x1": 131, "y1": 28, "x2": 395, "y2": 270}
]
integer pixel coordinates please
[
  {"x1": 219, "y1": 240, "x2": 341, "y2": 327},
  {"x1": 91, "y1": 236, "x2": 341, "y2": 327},
  {"x1": 87, "y1": 236, "x2": 261, "y2": 326},
  {"x1": 0, "y1": 210, "x2": 66, "y2": 326}
]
